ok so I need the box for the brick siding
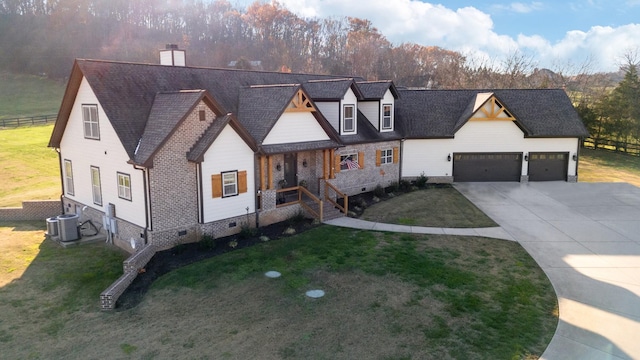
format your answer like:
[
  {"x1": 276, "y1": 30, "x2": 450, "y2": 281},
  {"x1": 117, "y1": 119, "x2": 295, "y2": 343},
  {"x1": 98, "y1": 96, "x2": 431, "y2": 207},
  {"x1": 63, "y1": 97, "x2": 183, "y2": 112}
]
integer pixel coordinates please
[{"x1": 0, "y1": 200, "x2": 61, "y2": 221}]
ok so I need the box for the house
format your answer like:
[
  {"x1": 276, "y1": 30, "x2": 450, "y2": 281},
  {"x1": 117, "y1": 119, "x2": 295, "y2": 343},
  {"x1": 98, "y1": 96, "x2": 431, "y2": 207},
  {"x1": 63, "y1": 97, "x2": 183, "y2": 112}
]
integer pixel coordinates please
[{"x1": 48, "y1": 45, "x2": 587, "y2": 253}]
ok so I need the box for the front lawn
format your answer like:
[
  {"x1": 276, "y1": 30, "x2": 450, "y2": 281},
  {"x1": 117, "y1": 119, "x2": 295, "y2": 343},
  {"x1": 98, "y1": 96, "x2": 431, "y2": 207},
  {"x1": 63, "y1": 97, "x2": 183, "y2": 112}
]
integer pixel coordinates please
[
  {"x1": 359, "y1": 186, "x2": 498, "y2": 228},
  {"x1": 0, "y1": 222, "x2": 557, "y2": 359}
]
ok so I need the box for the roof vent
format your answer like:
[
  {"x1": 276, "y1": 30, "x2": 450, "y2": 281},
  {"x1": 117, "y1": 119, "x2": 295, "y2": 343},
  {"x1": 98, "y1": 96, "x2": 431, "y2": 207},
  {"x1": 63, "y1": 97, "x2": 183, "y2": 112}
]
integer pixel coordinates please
[{"x1": 159, "y1": 44, "x2": 186, "y2": 67}]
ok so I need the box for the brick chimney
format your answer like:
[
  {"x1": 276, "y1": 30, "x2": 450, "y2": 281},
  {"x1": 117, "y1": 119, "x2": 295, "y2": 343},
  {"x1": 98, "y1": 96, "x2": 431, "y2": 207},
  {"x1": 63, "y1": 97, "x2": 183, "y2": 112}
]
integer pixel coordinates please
[{"x1": 159, "y1": 44, "x2": 186, "y2": 66}]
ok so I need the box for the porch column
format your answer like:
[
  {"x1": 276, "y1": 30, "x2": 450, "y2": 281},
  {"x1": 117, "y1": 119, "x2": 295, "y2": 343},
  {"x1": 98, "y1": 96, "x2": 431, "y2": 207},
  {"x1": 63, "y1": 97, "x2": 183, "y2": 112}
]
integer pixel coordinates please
[
  {"x1": 267, "y1": 156, "x2": 273, "y2": 190},
  {"x1": 259, "y1": 156, "x2": 266, "y2": 191}
]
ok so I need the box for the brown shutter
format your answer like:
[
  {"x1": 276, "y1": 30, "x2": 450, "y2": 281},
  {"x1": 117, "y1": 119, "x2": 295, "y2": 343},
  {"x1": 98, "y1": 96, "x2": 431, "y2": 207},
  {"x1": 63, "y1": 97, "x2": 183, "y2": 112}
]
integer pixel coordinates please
[
  {"x1": 375, "y1": 149, "x2": 382, "y2": 167},
  {"x1": 238, "y1": 170, "x2": 248, "y2": 193},
  {"x1": 211, "y1": 174, "x2": 222, "y2": 198},
  {"x1": 358, "y1": 151, "x2": 364, "y2": 169},
  {"x1": 334, "y1": 154, "x2": 341, "y2": 173},
  {"x1": 393, "y1": 147, "x2": 399, "y2": 164}
]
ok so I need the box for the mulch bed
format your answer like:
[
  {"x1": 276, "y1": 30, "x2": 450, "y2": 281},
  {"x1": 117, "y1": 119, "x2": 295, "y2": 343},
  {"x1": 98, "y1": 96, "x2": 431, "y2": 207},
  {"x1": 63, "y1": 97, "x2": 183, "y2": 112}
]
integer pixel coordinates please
[
  {"x1": 115, "y1": 183, "x2": 450, "y2": 310},
  {"x1": 115, "y1": 218, "x2": 317, "y2": 311}
]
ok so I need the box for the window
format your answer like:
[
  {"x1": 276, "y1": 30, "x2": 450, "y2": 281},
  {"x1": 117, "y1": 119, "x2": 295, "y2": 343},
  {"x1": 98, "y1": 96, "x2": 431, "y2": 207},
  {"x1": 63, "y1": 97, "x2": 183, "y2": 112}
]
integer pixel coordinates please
[
  {"x1": 222, "y1": 171, "x2": 238, "y2": 197},
  {"x1": 90, "y1": 166, "x2": 102, "y2": 205},
  {"x1": 64, "y1": 159, "x2": 74, "y2": 195},
  {"x1": 381, "y1": 149, "x2": 393, "y2": 164},
  {"x1": 343, "y1": 104, "x2": 355, "y2": 133},
  {"x1": 198, "y1": 105, "x2": 206, "y2": 121},
  {"x1": 117, "y1": 173, "x2": 132, "y2": 201},
  {"x1": 82, "y1": 104, "x2": 100, "y2": 139},
  {"x1": 339, "y1": 153, "x2": 360, "y2": 171},
  {"x1": 382, "y1": 104, "x2": 393, "y2": 130}
]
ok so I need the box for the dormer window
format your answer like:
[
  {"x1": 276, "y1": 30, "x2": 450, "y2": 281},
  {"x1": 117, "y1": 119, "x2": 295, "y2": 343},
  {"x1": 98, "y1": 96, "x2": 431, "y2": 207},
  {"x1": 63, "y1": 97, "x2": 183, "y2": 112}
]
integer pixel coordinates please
[
  {"x1": 343, "y1": 104, "x2": 355, "y2": 133},
  {"x1": 382, "y1": 104, "x2": 393, "y2": 130}
]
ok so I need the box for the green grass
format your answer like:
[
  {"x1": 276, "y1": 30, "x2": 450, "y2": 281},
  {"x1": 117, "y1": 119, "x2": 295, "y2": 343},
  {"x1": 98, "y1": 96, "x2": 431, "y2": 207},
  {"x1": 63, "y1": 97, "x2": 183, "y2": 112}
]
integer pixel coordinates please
[
  {"x1": 0, "y1": 73, "x2": 65, "y2": 120},
  {"x1": 0, "y1": 223, "x2": 556, "y2": 359},
  {"x1": 360, "y1": 187, "x2": 498, "y2": 228},
  {"x1": 0, "y1": 124, "x2": 60, "y2": 207},
  {"x1": 580, "y1": 148, "x2": 640, "y2": 186},
  {"x1": 151, "y1": 226, "x2": 557, "y2": 359}
]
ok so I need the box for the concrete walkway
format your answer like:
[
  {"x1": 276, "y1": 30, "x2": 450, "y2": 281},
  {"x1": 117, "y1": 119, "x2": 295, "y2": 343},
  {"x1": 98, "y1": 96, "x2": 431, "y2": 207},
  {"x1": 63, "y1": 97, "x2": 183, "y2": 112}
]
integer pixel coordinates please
[
  {"x1": 324, "y1": 216, "x2": 515, "y2": 240},
  {"x1": 325, "y1": 182, "x2": 640, "y2": 359}
]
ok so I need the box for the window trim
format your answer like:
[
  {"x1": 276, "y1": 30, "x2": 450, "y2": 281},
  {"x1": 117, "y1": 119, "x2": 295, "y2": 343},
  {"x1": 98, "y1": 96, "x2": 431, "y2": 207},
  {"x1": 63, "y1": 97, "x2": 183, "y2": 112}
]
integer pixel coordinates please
[
  {"x1": 381, "y1": 148, "x2": 393, "y2": 165},
  {"x1": 222, "y1": 171, "x2": 238, "y2": 198},
  {"x1": 342, "y1": 104, "x2": 355, "y2": 133},
  {"x1": 117, "y1": 172, "x2": 132, "y2": 201},
  {"x1": 82, "y1": 104, "x2": 100, "y2": 140},
  {"x1": 339, "y1": 153, "x2": 359, "y2": 171},
  {"x1": 90, "y1": 166, "x2": 102, "y2": 206},
  {"x1": 382, "y1": 103, "x2": 393, "y2": 130},
  {"x1": 63, "y1": 159, "x2": 74, "y2": 196}
]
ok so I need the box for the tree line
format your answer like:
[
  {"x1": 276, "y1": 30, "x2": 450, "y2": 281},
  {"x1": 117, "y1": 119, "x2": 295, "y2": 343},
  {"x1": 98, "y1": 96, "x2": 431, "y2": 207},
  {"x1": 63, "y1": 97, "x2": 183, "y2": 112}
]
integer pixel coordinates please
[{"x1": 1, "y1": 0, "x2": 638, "y2": 153}]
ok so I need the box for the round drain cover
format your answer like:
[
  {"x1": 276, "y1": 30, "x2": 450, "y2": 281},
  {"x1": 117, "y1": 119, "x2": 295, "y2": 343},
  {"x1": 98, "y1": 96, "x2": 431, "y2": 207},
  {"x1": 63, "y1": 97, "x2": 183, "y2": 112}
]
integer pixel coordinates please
[
  {"x1": 306, "y1": 289, "x2": 325, "y2": 298},
  {"x1": 265, "y1": 271, "x2": 281, "y2": 278}
]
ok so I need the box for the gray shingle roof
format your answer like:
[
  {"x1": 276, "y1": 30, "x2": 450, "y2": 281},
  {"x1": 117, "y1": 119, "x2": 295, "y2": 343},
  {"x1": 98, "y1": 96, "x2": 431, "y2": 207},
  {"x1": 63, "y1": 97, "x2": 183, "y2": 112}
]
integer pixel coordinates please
[
  {"x1": 396, "y1": 88, "x2": 588, "y2": 138},
  {"x1": 135, "y1": 90, "x2": 205, "y2": 166},
  {"x1": 52, "y1": 60, "x2": 353, "y2": 159},
  {"x1": 356, "y1": 81, "x2": 399, "y2": 100},
  {"x1": 339, "y1": 110, "x2": 403, "y2": 145},
  {"x1": 237, "y1": 85, "x2": 299, "y2": 143},
  {"x1": 303, "y1": 78, "x2": 363, "y2": 100}
]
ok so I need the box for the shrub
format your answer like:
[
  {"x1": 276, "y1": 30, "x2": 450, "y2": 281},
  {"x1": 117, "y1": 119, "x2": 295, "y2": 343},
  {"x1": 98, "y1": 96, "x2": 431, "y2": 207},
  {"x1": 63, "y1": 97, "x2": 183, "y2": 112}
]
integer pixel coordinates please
[
  {"x1": 238, "y1": 224, "x2": 257, "y2": 239},
  {"x1": 198, "y1": 234, "x2": 217, "y2": 251},
  {"x1": 416, "y1": 172, "x2": 428, "y2": 188},
  {"x1": 373, "y1": 184, "x2": 386, "y2": 198},
  {"x1": 386, "y1": 181, "x2": 399, "y2": 194},
  {"x1": 400, "y1": 179, "x2": 412, "y2": 192},
  {"x1": 287, "y1": 210, "x2": 307, "y2": 225}
]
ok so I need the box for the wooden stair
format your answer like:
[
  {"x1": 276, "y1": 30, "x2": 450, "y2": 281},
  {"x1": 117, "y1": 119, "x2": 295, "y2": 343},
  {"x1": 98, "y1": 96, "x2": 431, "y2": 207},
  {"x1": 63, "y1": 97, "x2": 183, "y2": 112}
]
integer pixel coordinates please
[{"x1": 303, "y1": 199, "x2": 345, "y2": 222}]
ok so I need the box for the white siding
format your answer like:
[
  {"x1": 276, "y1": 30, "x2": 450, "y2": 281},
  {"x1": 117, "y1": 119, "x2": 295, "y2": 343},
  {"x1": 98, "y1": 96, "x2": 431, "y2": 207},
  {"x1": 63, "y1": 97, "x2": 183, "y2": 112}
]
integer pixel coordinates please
[
  {"x1": 340, "y1": 89, "x2": 359, "y2": 135},
  {"x1": 316, "y1": 102, "x2": 339, "y2": 132},
  {"x1": 359, "y1": 101, "x2": 379, "y2": 130},
  {"x1": 262, "y1": 112, "x2": 330, "y2": 145},
  {"x1": 402, "y1": 120, "x2": 579, "y2": 178},
  {"x1": 59, "y1": 77, "x2": 146, "y2": 227},
  {"x1": 201, "y1": 125, "x2": 256, "y2": 223}
]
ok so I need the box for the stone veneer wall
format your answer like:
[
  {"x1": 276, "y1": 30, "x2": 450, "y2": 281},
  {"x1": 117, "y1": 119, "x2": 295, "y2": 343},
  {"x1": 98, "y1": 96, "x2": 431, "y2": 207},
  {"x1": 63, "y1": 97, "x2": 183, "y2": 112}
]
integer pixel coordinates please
[
  {"x1": 327, "y1": 141, "x2": 402, "y2": 196},
  {"x1": 0, "y1": 200, "x2": 61, "y2": 221}
]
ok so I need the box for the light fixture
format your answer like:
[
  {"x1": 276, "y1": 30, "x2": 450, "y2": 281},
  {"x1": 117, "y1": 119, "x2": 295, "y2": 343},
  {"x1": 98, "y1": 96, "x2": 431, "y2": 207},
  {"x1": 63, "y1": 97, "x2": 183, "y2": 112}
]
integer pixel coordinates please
[
  {"x1": 524, "y1": 153, "x2": 529, "y2": 161},
  {"x1": 302, "y1": 159, "x2": 308, "y2": 168},
  {"x1": 447, "y1": 154, "x2": 452, "y2": 162},
  {"x1": 572, "y1": 153, "x2": 578, "y2": 161},
  {"x1": 276, "y1": 162, "x2": 282, "y2": 171}
]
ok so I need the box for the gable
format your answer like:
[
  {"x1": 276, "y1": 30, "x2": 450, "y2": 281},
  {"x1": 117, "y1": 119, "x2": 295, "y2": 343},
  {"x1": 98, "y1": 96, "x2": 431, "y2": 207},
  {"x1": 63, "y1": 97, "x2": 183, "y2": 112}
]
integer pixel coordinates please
[
  {"x1": 262, "y1": 111, "x2": 331, "y2": 145},
  {"x1": 285, "y1": 89, "x2": 316, "y2": 112},
  {"x1": 470, "y1": 94, "x2": 516, "y2": 121}
]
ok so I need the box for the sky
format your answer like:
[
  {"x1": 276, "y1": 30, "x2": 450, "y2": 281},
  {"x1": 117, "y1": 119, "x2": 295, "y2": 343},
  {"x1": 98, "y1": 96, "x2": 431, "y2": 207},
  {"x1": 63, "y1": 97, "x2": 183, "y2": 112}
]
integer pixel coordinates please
[{"x1": 237, "y1": 0, "x2": 640, "y2": 73}]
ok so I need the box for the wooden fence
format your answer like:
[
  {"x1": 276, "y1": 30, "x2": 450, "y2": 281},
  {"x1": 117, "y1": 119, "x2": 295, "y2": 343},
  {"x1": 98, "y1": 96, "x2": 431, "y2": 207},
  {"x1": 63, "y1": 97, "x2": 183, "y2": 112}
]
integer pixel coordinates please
[
  {"x1": 583, "y1": 137, "x2": 640, "y2": 156},
  {"x1": 0, "y1": 114, "x2": 57, "y2": 128}
]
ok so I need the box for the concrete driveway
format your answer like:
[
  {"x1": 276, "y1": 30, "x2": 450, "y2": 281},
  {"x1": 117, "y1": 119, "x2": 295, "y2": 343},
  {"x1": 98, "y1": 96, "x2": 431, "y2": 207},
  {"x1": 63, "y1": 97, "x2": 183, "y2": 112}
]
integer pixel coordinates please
[{"x1": 455, "y1": 182, "x2": 640, "y2": 360}]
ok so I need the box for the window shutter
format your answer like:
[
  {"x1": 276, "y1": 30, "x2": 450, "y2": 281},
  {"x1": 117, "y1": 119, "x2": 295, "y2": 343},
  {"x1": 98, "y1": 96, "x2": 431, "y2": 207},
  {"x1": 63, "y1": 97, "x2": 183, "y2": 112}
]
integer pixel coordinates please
[
  {"x1": 238, "y1": 170, "x2": 248, "y2": 193},
  {"x1": 334, "y1": 154, "x2": 341, "y2": 173},
  {"x1": 211, "y1": 174, "x2": 222, "y2": 198},
  {"x1": 393, "y1": 147, "x2": 399, "y2": 164},
  {"x1": 358, "y1": 151, "x2": 365, "y2": 169},
  {"x1": 375, "y1": 149, "x2": 381, "y2": 167}
]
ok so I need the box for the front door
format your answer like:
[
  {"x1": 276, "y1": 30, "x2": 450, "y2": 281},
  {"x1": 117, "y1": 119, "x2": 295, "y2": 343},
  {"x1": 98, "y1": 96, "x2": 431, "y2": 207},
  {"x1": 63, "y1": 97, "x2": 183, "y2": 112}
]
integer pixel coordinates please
[{"x1": 283, "y1": 153, "x2": 297, "y2": 188}]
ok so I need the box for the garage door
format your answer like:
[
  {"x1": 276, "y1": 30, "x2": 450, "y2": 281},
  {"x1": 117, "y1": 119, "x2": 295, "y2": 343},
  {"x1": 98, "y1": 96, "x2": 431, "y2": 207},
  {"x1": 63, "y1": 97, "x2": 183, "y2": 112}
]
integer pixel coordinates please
[
  {"x1": 453, "y1": 153, "x2": 522, "y2": 182},
  {"x1": 528, "y1": 152, "x2": 568, "y2": 181}
]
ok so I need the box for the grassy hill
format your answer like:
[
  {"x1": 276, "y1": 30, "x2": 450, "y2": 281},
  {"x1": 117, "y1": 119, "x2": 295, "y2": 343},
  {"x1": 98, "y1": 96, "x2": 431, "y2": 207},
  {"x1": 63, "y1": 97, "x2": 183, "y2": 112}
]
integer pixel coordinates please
[
  {"x1": 0, "y1": 124, "x2": 59, "y2": 207},
  {"x1": 0, "y1": 73, "x2": 65, "y2": 120}
]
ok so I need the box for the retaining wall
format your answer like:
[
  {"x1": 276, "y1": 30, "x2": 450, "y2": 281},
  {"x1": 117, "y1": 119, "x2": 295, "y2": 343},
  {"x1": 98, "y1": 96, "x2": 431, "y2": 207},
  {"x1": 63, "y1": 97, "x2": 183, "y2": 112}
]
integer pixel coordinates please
[{"x1": 0, "y1": 200, "x2": 61, "y2": 221}]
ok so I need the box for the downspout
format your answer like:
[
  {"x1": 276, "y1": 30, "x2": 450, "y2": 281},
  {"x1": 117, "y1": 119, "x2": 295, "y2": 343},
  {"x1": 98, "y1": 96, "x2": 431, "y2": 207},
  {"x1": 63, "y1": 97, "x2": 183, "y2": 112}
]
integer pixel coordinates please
[
  {"x1": 134, "y1": 165, "x2": 151, "y2": 245},
  {"x1": 56, "y1": 148, "x2": 65, "y2": 214},
  {"x1": 399, "y1": 139, "x2": 405, "y2": 183},
  {"x1": 197, "y1": 163, "x2": 203, "y2": 223},
  {"x1": 254, "y1": 154, "x2": 260, "y2": 228}
]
